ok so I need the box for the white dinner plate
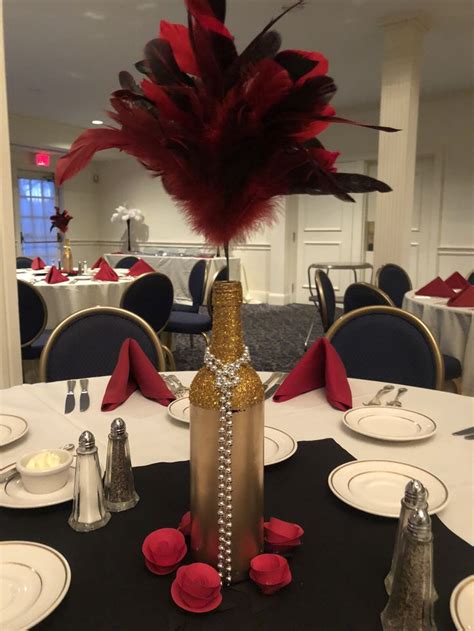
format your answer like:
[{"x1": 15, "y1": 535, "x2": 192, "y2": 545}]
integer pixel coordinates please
[
  {"x1": 168, "y1": 396, "x2": 191, "y2": 423},
  {"x1": 0, "y1": 467, "x2": 74, "y2": 509},
  {"x1": 343, "y1": 407, "x2": 437, "y2": 442},
  {"x1": 0, "y1": 414, "x2": 28, "y2": 448},
  {"x1": 328, "y1": 460, "x2": 449, "y2": 518},
  {"x1": 0, "y1": 541, "x2": 71, "y2": 629},
  {"x1": 450, "y1": 576, "x2": 474, "y2": 630}
]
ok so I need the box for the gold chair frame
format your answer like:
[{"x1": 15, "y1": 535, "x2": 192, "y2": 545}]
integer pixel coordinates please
[
  {"x1": 344, "y1": 282, "x2": 395, "y2": 308},
  {"x1": 375, "y1": 263, "x2": 413, "y2": 291},
  {"x1": 39, "y1": 305, "x2": 166, "y2": 382},
  {"x1": 326, "y1": 305, "x2": 444, "y2": 390},
  {"x1": 17, "y1": 279, "x2": 48, "y2": 347}
]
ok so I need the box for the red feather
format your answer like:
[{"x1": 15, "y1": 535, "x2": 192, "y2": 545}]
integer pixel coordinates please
[{"x1": 160, "y1": 21, "x2": 200, "y2": 76}]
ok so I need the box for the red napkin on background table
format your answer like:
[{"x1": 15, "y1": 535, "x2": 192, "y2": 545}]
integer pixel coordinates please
[
  {"x1": 91, "y1": 256, "x2": 106, "y2": 269},
  {"x1": 273, "y1": 338, "x2": 352, "y2": 410},
  {"x1": 415, "y1": 277, "x2": 455, "y2": 298},
  {"x1": 447, "y1": 285, "x2": 474, "y2": 308},
  {"x1": 94, "y1": 261, "x2": 119, "y2": 282},
  {"x1": 45, "y1": 265, "x2": 69, "y2": 284},
  {"x1": 128, "y1": 259, "x2": 155, "y2": 277},
  {"x1": 445, "y1": 272, "x2": 469, "y2": 291},
  {"x1": 102, "y1": 338, "x2": 175, "y2": 411},
  {"x1": 31, "y1": 256, "x2": 46, "y2": 270}
]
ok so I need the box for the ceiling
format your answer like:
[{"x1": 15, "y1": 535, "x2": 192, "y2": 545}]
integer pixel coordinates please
[{"x1": 4, "y1": 0, "x2": 474, "y2": 129}]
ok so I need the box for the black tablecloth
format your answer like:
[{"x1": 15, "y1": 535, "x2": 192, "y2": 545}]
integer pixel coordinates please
[{"x1": 1, "y1": 439, "x2": 470, "y2": 630}]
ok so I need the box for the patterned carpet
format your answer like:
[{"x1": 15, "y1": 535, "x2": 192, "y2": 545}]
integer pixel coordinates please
[{"x1": 173, "y1": 303, "x2": 326, "y2": 372}]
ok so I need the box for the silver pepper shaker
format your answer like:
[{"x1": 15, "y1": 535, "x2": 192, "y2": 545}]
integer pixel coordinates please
[
  {"x1": 68, "y1": 431, "x2": 111, "y2": 532},
  {"x1": 104, "y1": 418, "x2": 139, "y2": 512},
  {"x1": 381, "y1": 507, "x2": 437, "y2": 631},
  {"x1": 83, "y1": 260, "x2": 88, "y2": 273},
  {"x1": 385, "y1": 479, "x2": 428, "y2": 594}
]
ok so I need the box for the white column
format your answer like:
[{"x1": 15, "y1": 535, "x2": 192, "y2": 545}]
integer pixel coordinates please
[
  {"x1": 373, "y1": 16, "x2": 428, "y2": 271},
  {"x1": 0, "y1": 3, "x2": 22, "y2": 388}
]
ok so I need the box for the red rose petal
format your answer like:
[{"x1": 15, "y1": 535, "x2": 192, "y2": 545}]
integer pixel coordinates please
[
  {"x1": 145, "y1": 558, "x2": 180, "y2": 576},
  {"x1": 178, "y1": 511, "x2": 192, "y2": 537},
  {"x1": 249, "y1": 557, "x2": 292, "y2": 595},
  {"x1": 142, "y1": 528, "x2": 187, "y2": 568},
  {"x1": 264, "y1": 517, "x2": 304, "y2": 543},
  {"x1": 171, "y1": 581, "x2": 222, "y2": 613},
  {"x1": 171, "y1": 564, "x2": 222, "y2": 613}
]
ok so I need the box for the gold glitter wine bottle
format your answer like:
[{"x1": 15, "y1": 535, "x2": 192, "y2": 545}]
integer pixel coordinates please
[{"x1": 189, "y1": 280, "x2": 264, "y2": 584}]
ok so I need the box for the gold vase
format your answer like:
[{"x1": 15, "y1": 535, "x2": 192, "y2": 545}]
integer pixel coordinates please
[
  {"x1": 61, "y1": 238, "x2": 74, "y2": 273},
  {"x1": 189, "y1": 281, "x2": 264, "y2": 583}
]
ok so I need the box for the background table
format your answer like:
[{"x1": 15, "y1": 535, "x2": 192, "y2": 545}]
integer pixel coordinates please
[{"x1": 403, "y1": 290, "x2": 474, "y2": 396}]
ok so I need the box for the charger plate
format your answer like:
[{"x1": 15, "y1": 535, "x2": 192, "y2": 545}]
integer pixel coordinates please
[
  {"x1": 343, "y1": 407, "x2": 437, "y2": 442},
  {"x1": 0, "y1": 541, "x2": 71, "y2": 629},
  {"x1": 0, "y1": 467, "x2": 74, "y2": 509},
  {"x1": 328, "y1": 460, "x2": 449, "y2": 518},
  {"x1": 450, "y1": 576, "x2": 474, "y2": 630}
]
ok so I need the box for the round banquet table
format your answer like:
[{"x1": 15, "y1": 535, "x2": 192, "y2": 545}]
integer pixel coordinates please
[
  {"x1": 0, "y1": 374, "x2": 472, "y2": 630},
  {"x1": 403, "y1": 289, "x2": 474, "y2": 396}
]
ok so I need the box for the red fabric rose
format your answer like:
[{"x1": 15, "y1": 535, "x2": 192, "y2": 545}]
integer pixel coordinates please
[
  {"x1": 171, "y1": 563, "x2": 222, "y2": 613},
  {"x1": 142, "y1": 528, "x2": 187, "y2": 575},
  {"x1": 178, "y1": 511, "x2": 191, "y2": 537},
  {"x1": 249, "y1": 554, "x2": 292, "y2": 595},
  {"x1": 264, "y1": 517, "x2": 304, "y2": 553}
]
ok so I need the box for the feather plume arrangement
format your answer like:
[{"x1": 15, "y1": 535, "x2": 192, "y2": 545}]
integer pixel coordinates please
[
  {"x1": 56, "y1": 0, "x2": 397, "y2": 245},
  {"x1": 111, "y1": 205, "x2": 145, "y2": 223},
  {"x1": 50, "y1": 207, "x2": 73, "y2": 233}
]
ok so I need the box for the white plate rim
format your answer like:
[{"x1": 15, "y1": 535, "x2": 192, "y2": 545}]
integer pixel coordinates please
[
  {"x1": 0, "y1": 414, "x2": 29, "y2": 448},
  {"x1": 328, "y1": 459, "x2": 450, "y2": 518},
  {"x1": 0, "y1": 467, "x2": 74, "y2": 509},
  {"x1": 167, "y1": 396, "x2": 190, "y2": 424},
  {"x1": 450, "y1": 575, "x2": 474, "y2": 631},
  {"x1": 264, "y1": 426, "x2": 297, "y2": 466},
  {"x1": 342, "y1": 406, "x2": 437, "y2": 442},
  {"x1": 0, "y1": 540, "x2": 71, "y2": 629}
]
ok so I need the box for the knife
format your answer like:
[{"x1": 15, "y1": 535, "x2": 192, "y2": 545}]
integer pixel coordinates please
[
  {"x1": 79, "y1": 379, "x2": 90, "y2": 412},
  {"x1": 65, "y1": 380, "x2": 76, "y2": 414},
  {"x1": 452, "y1": 426, "x2": 474, "y2": 436},
  {"x1": 264, "y1": 373, "x2": 287, "y2": 400}
]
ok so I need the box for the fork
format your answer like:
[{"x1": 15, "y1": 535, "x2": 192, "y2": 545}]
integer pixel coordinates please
[
  {"x1": 387, "y1": 387, "x2": 408, "y2": 407},
  {"x1": 363, "y1": 385, "x2": 394, "y2": 406},
  {"x1": 165, "y1": 374, "x2": 189, "y2": 398}
]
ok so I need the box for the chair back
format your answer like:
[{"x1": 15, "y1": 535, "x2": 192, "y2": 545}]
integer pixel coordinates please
[
  {"x1": 343, "y1": 282, "x2": 394, "y2": 313},
  {"x1": 115, "y1": 256, "x2": 139, "y2": 269},
  {"x1": 17, "y1": 280, "x2": 48, "y2": 347},
  {"x1": 39, "y1": 307, "x2": 165, "y2": 382},
  {"x1": 16, "y1": 256, "x2": 34, "y2": 269},
  {"x1": 468, "y1": 270, "x2": 474, "y2": 285},
  {"x1": 314, "y1": 269, "x2": 336, "y2": 332},
  {"x1": 376, "y1": 263, "x2": 412, "y2": 307},
  {"x1": 326, "y1": 306, "x2": 444, "y2": 389},
  {"x1": 188, "y1": 260, "x2": 207, "y2": 311},
  {"x1": 206, "y1": 266, "x2": 229, "y2": 316},
  {"x1": 120, "y1": 272, "x2": 174, "y2": 333}
]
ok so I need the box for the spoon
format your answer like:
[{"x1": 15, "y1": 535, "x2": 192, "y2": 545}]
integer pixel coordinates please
[
  {"x1": 0, "y1": 443, "x2": 75, "y2": 484},
  {"x1": 387, "y1": 387, "x2": 408, "y2": 407}
]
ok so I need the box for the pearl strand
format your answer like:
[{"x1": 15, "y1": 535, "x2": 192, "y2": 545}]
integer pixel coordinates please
[{"x1": 204, "y1": 345, "x2": 250, "y2": 585}]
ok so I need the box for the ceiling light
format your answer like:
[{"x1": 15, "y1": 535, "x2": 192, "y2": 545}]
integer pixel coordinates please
[{"x1": 92, "y1": 120, "x2": 104, "y2": 125}]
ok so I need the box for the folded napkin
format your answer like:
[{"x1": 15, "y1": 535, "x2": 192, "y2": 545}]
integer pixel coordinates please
[
  {"x1": 45, "y1": 265, "x2": 69, "y2": 284},
  {"x1": 445, "y1": 272, "x2": 469, "y2": 291},
  {"x1": 31, "y1": 256, "x2": 46, "y2": 270},
  {"x1": 91, "y1": 256, "x2": 106, "y2": 269},
  {"x1": 447, "y1": 285, "x2": 474, "y2": 308},
  {"x1": 415, "y1": 277, "x2": 455, "y2": 298},
  {"x1": 102, "y1": 338, "x2": 175, "y2": 411},
  {"x1": 94, "y1": 261, "x2": 119, "y2": 282},
  {"x1": 273, "y1": 338, "x2": 352, "y2": 410},
  {"x1": 128, "y1": 259, "x2": 155, "y2": 277}
]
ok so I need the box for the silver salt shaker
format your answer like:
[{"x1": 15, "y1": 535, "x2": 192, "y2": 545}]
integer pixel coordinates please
[
  {"x1": 385, "y1": 479, "x2": 427, "y2": 594},
  {"x1": 104, "y1": 418, "x2": 139, "y2": 512},
  {"x1": 68, "y1": 431, "x2": 111, "y2": 532}
]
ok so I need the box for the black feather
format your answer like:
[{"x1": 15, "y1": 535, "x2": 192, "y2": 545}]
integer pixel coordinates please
[
  {"x1": 225, "y1": 31, "x2": 281, "y2": 91},
  {"x1": 145, "y1": 39, "x2": 194, "y2": 87},
  {"x1": 118, "y1": 71, "x2": 143, "y2": 94},
  {"x1": 208, "y1": 0, "x2": 226, "y2": 22},
  {"x1": 275, "y1": 51, "x2": 318, "y2": 82}
]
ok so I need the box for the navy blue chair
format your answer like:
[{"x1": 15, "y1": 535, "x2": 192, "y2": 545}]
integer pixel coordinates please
[
  {"x1": 173, "y1": 260, "x2": 207, "y2": 313},
  {"x1": 305, "y1": 269, "x2": 337, "y2": 349},
  {"x1": 16, "y1": 256, "x2": 34, "y2": 269},
  {"x1": 114, "y1": 256, "x2": 139, "y2": 269},
  {"x1": 39, "y1": 307, "x2": 165, "y2": 382},
  {"x1": 344, "y1": 282, "x2": 394, "y2": 313},
  {"x1": 468, "y1": 271, "x2": 474, "y2": 285},
  {"x1": 376, "y1": 263, "x2": 412, "y2": 308},
  {"x1": 326, "y1": 306, "x2": 444, "y2": 390},
  {"x1": 17, "y1": 280, "x2": 50, "y2": 360},
  {"x1": 120, "y1": 272, "x2": 176, "y2": 369}
]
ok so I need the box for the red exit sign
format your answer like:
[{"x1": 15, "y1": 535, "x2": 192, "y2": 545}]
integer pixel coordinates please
[{"x1": 35, "y1": 152, "x2": 51, "y2": 167}]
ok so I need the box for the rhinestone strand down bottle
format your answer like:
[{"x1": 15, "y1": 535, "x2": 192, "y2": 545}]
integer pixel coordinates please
[{"x1": 189, "y1": 281, "x2": 264, "y2": 585}]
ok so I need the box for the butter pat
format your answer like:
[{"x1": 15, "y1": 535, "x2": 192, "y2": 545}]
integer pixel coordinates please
[{"x1": 25, "y1": 451, "x2": 62, "y2": 471}]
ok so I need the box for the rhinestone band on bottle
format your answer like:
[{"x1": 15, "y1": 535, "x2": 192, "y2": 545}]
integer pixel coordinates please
[{"x1": 204, "y1": 344, "x2": 250, "y2": 585}]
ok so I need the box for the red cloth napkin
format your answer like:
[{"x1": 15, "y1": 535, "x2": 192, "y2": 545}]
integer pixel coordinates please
[
  {"x1": 91, "y1": 256, "x2": 106, "y2": 269},
  {"x1": 445, "y1": 272, "x2": 469, "y2": 291},
  {"x1": 102, "y1": 338, "x2": 175, "y2": 411},
  {"x1": 273, "y1": 338, "x2": 352, "y2": 410},
  {"x1": 447, "y1": 285, "x2": 474, "y2": 308},
  {"x1": 128, "y1": 259, "x2": 155, "y2": 277},
  {"x1": 45, "y1": 265, "x2": 69, "y2": 284},
  {"x1": 31, "y1": 256, "x2": 46, "y2": 270},
  {"x1": 415, "y1": 277, "x2": 455, "y2": 298},
  {"x1": 94, "y1": 261, "x2": 119, "y2": 282}
]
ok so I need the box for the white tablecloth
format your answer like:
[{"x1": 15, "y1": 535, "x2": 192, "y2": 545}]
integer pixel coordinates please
[
  {"x1": 403, "y1": 290, "x2": 474, "y2": 396},
  {"x1": 1, "y1": 374, "x2": 473, "y2": 545},
  {"x1": 17, "y1": 271, "x2": 135, "y2": 329},
  {"x1": 104, "y1": 254, "x2": 241, "y2": 303}
]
